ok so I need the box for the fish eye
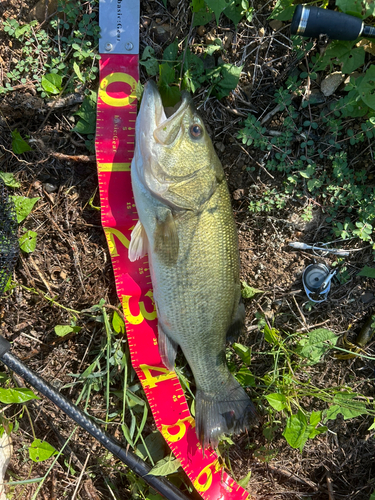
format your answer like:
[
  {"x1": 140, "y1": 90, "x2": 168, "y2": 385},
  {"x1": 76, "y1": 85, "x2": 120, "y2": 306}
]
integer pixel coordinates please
[{"x1": 189, "y1": 124, "x2": 203, "y2": 139}]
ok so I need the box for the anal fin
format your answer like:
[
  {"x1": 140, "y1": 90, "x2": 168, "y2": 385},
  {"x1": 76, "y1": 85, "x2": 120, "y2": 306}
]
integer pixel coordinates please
[
  {"x1": 129, "y1": 220, "x2": 148, "y2": 262},
  {"x1": 226, "y1": 301, "x2": 245, "y2": 344},
  {"x1": 158, "y1": 324, "x2": 178, "y2": 371}
]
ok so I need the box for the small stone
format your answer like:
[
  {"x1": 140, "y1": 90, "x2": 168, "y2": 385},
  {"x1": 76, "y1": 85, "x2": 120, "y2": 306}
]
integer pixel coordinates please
[
  {"x1": 233, "y1": 189, "x2": 245, "y2": 200},
  {"x1": 215, "y1": 142, "x2": 225, "y2": 153},
  {"x1": 269, "y1": 20, "x2": 283, "y2": 31},
  {"x1": 29, "y1": 0, "x2": 58, "y2": 22},
  {"x1": 224, "y1": 32, "x2": 233, "y2": 50},
  {"x1": 44, "y1": 182, "x2": 57, "y2": 193},
  {"x1": 196, "y1": 25, "x2": 206, "y2": 37},
  {"x1": 321, "y1": 71, "x2": 345, "y2": 97},
  {"x1": 60, "y1": 270, "x2": 67, "y2": 280},
  {"x1": 150, "y1": 22, "x2": 172, "y2": 44},
  {"x1": 205, "y1": 31, "x2": 216, "y2": 45},
  {"x1": 360, "y1": 291, "x2": 374, "y2": 303},
  {"x1": 259, "y1": 27, "x2": 265, "y2": 38}
]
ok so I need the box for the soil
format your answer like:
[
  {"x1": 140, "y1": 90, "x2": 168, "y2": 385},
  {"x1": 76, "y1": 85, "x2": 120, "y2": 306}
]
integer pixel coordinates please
[{"x1": 1, "y1": 0, "x2": 375, "y2": 499}]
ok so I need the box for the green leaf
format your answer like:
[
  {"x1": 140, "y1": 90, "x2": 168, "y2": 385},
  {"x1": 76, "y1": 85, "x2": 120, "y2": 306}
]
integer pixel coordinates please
[
  {"x1": 19, "y1": 230, "x2": 37, "y2": 253},
  {"x1": 10, "y1": 196, "x2": 39, "y2": 223},
  {"x1": 214, "y1": 63, "x2": 242, "y2": 100},
  {"x1": 29, "y1": 439, "x2": 58, "y2": 462},
  {"x1": 192, "y1": 0, "x2": 205, "y2": 12},
  {"x1": 237, "y1": 469, "x2": 251, "y2": 488},
  {"x1": 0, "y1": 172, "x2": 20, "y2": 188},
  {"x1": 73, "y1": 61, "x2": 84, "y2": 82},
  {"x1": 0, "y1": 387, "x2": 39, "y2": 404},
  {"x1": 297, "y1": 328, "x2": 338, "y2": 364},
  {"x1": 341, "y1": 47, "x2": 365, "y2": 73},
  {"x1": 136, "y1": 431, "x2": 167, "y2": 463},
  {"x1": 241, "y1": 281, "x2": 264, "y2": 299},
  {"x1": 264, "y1": 324, "x2": 281, "y2": 345},
  {"x1": 232, "y1": 343, "x2": 251, "y2": 365},
  {"x1": 336, "y1": 0, "x2": 375, "y2": 18},
  {"x1": 204, "y1": 0, "x2": 232, "y2": 24},
  {"x1": 223, "y1": 0, "x2": 244, "y2": 25},
  {"x1": 193, "y1": 7, "x2": 214, "y2": 26},
  {"x1": 11, "y1": 129, "x2": 32, "y2": 154},
  {"x1": 54, "y1": 325, "x2": 81, "y2": 337},
  {"x1": 41, "y1": 73, "x2": 63, "y2": 95},
  {"x1": 112, "y1": 310, "x2": 125, "y2": 334},
  {"x1": 235, "y1": 366, "x2": 255, "y2": 387},
  {"x1": 265, "y1": 393, "x2": 288, "y2": 411},
  {"x1": 358, "y1": 65, "x2": 375, "y2": 110},
  {"x1": 269, "y1": 0, "x2": 295, "y2": 20},
  {"x1": 148, "y1": 456, "x2": 181, "y2": 476},
  {"x1": 146, "y1": 494, "x2": 165, "y2": 500},
  {"x1": 140, "y1": 46, "x2": 159, "y2": 77},
  {"x1": 73, "y1": 91, "x2": 97, "y2": 134},
  {"x1": 204, "y1": 39, "x2": 223, "y2": 56},
  {"x1": 283, "y1": 410, "x2": 308, "y2": 450},
  {"x1": 326, "y1": 392, "x2": 368, "y2": 420},
  {"x1": 158, "y1": 64, "x2": 181, "y2": 107},
  {"x1": 163, "y1": 41, "x2": 178, "y2": 63},
  {"x1": 358, "y1": 266, "x2": 375, "y2": 278},
  {"x1": 307, "y1": 178, "x2": 322, "y2": 191}
]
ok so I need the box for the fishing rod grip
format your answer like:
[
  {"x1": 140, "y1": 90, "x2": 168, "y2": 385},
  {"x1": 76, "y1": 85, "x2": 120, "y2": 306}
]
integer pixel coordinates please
[
  {"x1": 291, "y1": 5, "x2": 368, "y2": 40},
  {"x1": 0, "y1": 336, "x2": 191, "y2": 500}
]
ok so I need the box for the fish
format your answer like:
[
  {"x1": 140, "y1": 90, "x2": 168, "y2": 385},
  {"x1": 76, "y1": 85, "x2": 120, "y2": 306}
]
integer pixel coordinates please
[{"x1": 129, "y1": 80, "x2": 257, "y2": 449}]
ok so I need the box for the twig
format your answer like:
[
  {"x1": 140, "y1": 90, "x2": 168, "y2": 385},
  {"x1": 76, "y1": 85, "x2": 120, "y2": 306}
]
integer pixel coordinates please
[
  {"x1": 179, "y1": 12, "x2": 195, "y2": 90},
  {"x1": 29, "y1": 255, "x2": 57, "y2": 295},
  {"x1": 260, "y1": 103, "x2": 282, "y2": 125},
  {"x1": 326, "y1": 471, "x2": 335, "y2": 500},
  {"x1": 50, "y1": 152, "x2": 96, "y2": 162},
  {"x1": 71, "y1": 453, "x2": 90, "y2": 500},
  {"x1": 293, "y1": 295, "x2": 308, "y2": 330}
]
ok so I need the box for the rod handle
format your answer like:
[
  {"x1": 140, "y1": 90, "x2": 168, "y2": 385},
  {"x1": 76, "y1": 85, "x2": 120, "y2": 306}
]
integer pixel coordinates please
[{"x1": 291, "y1": 5, "x2": 363, "y2": 41}]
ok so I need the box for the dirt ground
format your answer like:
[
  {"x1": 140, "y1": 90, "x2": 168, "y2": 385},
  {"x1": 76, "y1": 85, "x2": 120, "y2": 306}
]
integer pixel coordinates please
[{"x1": 1, "y1": 0, "x2": 375, "y2": 499}]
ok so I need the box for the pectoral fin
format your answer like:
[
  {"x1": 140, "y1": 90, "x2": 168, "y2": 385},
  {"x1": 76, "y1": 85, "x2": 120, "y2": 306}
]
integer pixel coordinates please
[
  {"x1": 158, "y1": 324, "x2": 178, "y2": 371},
  {"x1": 129, "y1": 220, "x2": 148, "y2": 262},
  {"x1": 154, "y1": 211, "x2": 179, "y2": 266}
]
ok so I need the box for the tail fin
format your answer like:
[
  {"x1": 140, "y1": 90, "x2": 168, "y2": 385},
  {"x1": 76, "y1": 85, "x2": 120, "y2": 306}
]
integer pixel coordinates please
[{"x1": 195, "y1": 375, "x2": 257, "y2": 450}]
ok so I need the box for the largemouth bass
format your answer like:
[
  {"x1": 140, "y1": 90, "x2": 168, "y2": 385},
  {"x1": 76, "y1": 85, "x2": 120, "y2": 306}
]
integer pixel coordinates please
[{"x1": 129, "y1": 81, "x2": 256, "y2": 448}]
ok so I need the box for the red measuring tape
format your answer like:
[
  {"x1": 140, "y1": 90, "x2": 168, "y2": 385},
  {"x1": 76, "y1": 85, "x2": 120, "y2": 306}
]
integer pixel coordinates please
[{"x1": 95, "y1": 6, "x2": 251, "y2": 499}]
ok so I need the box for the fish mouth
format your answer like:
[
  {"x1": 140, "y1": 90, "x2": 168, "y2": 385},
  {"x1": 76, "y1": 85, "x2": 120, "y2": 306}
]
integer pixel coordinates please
[{"x1": 140, "y1": 80, "x2": 190, "y2": 146}]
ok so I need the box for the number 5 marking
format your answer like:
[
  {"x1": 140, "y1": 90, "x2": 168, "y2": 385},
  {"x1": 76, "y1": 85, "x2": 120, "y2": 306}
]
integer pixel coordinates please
[{"x1": 161, "y1": 417, "x2": 195, "y2": 443}]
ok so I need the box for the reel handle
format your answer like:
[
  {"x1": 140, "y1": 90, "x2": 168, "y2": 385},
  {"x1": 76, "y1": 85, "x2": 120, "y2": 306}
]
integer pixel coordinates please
[{"x1": 291, "y1": 5, "x2": 375, "y2": 41}]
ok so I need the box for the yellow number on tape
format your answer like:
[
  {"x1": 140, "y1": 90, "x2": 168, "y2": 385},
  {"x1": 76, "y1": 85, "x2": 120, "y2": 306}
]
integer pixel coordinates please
[
  {"x1": 140, "y1": 364, "x2": 177, "y2": 389},
  {"x1": 122, "y1": 291, "x2": 157, "y2": 325},
  {"x1": 104, "y1": 227, "x2": 130, "y2": 257},
  {"x1": 161, "y1": 417, "x2": 195, "y2": 443},
  {"x1": 193, "y1": 460, "x2": 222, "y2": 493},
  {"x1": 99, "y1": 72, "x2": 137, "y2": 107}
]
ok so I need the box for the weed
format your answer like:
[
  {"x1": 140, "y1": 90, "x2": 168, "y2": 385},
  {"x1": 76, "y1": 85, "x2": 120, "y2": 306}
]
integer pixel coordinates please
[
  {"x1": 238, "y1": 73, "x2": 375, "y2": 245},
  {"x1": 237, "y1": 0, "x2": 375, "y2": 244},
  {"x1": 2, "y1": 0, "x2": 100, "y2": 97},
  {"x1": 230, "y1": 323, "x2": 375, "y2": 453}
]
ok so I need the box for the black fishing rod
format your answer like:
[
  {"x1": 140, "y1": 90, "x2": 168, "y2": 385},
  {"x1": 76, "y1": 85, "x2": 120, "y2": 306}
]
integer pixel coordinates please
[
  {"x1": 291, "y1": 4, "x2": 375, "y2": 40},
  {"x1": 0, "y1": 336, "x2": 191, "y2": 500}
]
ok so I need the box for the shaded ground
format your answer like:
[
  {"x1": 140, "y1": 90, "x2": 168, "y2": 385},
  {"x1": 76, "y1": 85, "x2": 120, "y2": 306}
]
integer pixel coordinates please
[{"x1": 1, "y1": 0, "x2": 375, "y2": 499}]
